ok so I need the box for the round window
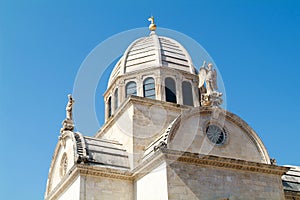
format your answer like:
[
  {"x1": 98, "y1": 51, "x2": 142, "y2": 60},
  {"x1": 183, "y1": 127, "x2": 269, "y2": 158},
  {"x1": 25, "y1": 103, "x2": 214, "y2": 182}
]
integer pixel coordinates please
[{"x1": 206, "y1": 125, "x2": 226, "y2": 145}]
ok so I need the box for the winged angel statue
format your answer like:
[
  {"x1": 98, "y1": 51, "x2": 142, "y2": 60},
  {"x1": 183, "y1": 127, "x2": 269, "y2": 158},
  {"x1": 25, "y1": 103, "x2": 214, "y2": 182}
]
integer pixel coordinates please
[{"x1": 198, "y1": 61, "x2": 223, "y2": 106}]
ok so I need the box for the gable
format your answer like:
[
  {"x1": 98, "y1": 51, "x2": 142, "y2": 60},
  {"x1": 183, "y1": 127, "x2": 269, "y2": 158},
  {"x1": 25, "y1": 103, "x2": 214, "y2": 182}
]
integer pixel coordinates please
[
  {"x1": 45, "y1": 131, "x2": 77, "y2": 197},
  {"x1": 167, "y1": 108, "x2": 270, "y2": 163}
]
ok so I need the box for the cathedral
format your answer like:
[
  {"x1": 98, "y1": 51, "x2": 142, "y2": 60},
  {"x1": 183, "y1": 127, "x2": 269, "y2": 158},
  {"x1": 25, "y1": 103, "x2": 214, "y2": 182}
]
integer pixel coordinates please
[{"x1": 45, "y1": 18, "x2": 300, "y2": 200}]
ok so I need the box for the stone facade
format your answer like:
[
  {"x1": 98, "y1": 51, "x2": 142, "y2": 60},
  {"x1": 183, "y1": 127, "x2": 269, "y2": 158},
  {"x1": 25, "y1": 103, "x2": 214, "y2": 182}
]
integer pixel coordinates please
[
  {"x1": 135, "y1": 162, "x2": 169, "y2": 200},
  {"x1": 46, "y1": 149, "x2": 288, "y2": 200},
  {"x1": 45, "y1": 21, "x2": 299, "y2": 199},
  {"x1": 167, "y1": 160, "x2": 284, "y2": 200},
  {"x1": 83, "y1": 175, "x2": 133, "y2": 200}
]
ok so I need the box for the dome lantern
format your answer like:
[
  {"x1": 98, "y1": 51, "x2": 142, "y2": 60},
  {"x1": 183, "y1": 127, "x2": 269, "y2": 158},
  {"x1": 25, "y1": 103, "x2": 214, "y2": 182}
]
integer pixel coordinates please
[{"x1": 104, "y1": 19, "x2": 200, "y2": 122}]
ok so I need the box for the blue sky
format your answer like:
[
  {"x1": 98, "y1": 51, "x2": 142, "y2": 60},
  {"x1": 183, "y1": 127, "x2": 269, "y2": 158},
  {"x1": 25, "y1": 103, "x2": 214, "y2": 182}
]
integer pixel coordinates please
[{"x1": 0, "y1": 0, "x2": 299, "y2": 199}]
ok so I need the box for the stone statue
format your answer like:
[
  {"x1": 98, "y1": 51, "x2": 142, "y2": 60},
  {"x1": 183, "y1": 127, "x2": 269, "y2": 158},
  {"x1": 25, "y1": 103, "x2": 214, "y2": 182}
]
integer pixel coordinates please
[
  {"x1": 66, "y1": 94, "x2": 75, "y2": 120},
  {"x1": 60, "y1": 94, "x2": 75, "y2": 133},
  {"x1": 205, "y1": 63, "x2": 218, "y2": 95},
  {"x1": 270, "y1": 158, "x2": 277, "y2": 165},
  {"x1": 198, "y1": 61, "x2": 223, "y2": 107}
]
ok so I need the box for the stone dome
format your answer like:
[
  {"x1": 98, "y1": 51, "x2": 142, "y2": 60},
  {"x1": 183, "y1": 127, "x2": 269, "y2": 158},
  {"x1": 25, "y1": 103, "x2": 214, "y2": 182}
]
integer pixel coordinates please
[{"x1": 108, "y1": 31, "x2": 197, "y2": 87}]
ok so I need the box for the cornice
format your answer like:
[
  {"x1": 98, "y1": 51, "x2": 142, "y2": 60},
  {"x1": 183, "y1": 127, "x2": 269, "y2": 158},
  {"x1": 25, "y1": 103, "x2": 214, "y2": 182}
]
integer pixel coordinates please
[
  {"x1": 45, "y1": 148, "x2": 289, "y2": 200},
  {"x1": 76, "y1": 164, "x2": 133, "y2": 180},
  {"x1": 135, "y1": 148, "x2": 289, "y2": 181},
  {"x1": 284, "y1": 190, "x2": 300, "y2": 199},
  {"x1": 160, "y1": 149, "x2": 288, "y2": 175}
]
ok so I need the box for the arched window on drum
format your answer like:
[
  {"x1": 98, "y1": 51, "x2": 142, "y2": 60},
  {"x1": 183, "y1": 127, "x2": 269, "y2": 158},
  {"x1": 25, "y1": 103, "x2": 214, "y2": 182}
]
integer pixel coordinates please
[
  {"x1": 114, "y1": 88, "x2": 118, "y2": 111},
  {"x1": 182, "y1": 81, "x2": 193, "y2": 106},
  {"x1": 107, "y1": 96, "x2": 112, "y2": 118},
  {"x1": 165, "y1": 77, "x2": 177, "y2": 103},
  {"x1": 143, "y1": 77, "x2": 155, "y2": 99},
  {"x1": 126, "y1": 81, "x2": 137, "y2": 98}
]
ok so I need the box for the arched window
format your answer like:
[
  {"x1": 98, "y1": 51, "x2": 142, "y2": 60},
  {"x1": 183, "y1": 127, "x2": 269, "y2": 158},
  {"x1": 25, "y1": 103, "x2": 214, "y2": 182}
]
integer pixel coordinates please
[
  {"x1": 59, "y1": 153, "x2": 68, "y2": 178},
  {"x1": 182, "y1": 81, "x2": 193, "y2": 106},
  {"x1": 126, "y1": 81, "x2": 137, "y2": 98},
  {"x1": 107, "y1": 96, "x2": 112, "y2": 118},
  {"x1": 114, "y1": 88, "x2": 118, "y2": 110},
  {"x1": 165, "y1": 77, "x2": 177, "y2": 103},
  {"x1": 143, "y1": 77, "x2": 155, "y2": 99}
]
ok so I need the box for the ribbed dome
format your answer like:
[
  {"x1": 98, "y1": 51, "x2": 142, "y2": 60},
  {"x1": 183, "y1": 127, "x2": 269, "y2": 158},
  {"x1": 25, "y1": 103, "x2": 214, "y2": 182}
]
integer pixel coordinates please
[{"x1": 108, "y1": 32, "x2": 196, "y2": 87}]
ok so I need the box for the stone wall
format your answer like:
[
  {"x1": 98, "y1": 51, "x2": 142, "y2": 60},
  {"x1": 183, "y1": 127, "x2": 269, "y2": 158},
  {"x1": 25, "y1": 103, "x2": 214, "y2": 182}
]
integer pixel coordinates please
[
  {"x1": 56, "y1": 176, "x2": 80, "y2": 200},
  {"x1": 81, "y1": 175, "x2": 133, "y2": 200},
  {"x1": 167, "y1": 160, "x2": 285, "y2": 200},
  {"x1": 135, "y1": 162, "x2": 168, "y2": 200},
  {"x1": 100, "y1": 97, "x2": 185, "y2": 168}
]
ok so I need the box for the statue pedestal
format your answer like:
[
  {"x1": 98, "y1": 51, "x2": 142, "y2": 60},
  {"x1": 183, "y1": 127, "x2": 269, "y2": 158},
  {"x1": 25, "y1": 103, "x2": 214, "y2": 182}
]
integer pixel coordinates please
[
  {"x1": 60, "y1": 119, "x2": 74, "y2": 133},
  {"x1": 201, "y1": 92, "x2": 223, "y2": 107}
]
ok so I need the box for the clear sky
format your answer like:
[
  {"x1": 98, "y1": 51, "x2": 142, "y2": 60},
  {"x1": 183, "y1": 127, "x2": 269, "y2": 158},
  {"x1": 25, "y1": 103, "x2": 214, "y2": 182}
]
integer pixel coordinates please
[{"x1": 0, "y1": 0, "x2": 299, "y2": 199}]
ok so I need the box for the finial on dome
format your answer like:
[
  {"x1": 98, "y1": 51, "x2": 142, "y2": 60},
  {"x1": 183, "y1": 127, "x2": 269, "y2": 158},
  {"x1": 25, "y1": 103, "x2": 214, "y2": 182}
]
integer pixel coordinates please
[{"x1": 148, "y1": 16, "x2": 157, "y2": 31}]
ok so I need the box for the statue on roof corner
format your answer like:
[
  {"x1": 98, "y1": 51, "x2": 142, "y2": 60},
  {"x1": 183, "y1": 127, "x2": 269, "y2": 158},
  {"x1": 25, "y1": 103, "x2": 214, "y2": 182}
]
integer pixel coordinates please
[
  {"x1": 66, "y1": 94, "x2": 75, "y2": 120},
  {"x1": 198, "y1": 61, "x2": 223, "y2": 107},
  {"x1": 60, "y1": 94, "x2": 75, "y2": 133}
]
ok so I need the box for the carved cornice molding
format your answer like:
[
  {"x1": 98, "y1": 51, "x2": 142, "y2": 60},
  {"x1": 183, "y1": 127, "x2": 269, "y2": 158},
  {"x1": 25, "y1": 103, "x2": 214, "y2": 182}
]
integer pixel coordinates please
[
  {"x1": 160, "y1": 149, "x2": 288, "y2": 175},
  {"x1": 284, "y1": 190, "x2": 300, "y2": 199},
  {"x1": 46, "y1": 149, "x2": 289, "y2": 200},
  {"x1": 76, "y1": 164, "x2": 132, "y2": 180},
  {"x1": 134, "y1": 148, "x2": 288, "y2": 182}
]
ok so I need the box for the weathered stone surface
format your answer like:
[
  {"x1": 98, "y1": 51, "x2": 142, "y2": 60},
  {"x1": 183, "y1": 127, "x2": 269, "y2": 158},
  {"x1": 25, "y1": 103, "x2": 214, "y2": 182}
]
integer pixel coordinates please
[
  {"x1": 167, "y1": 159, "x2": 285, "y2": 200},
  {"x1": 81, "y1": 175, "x2": 133, "y2": 200},
  {"x1": 56, "y1": 176, "x2": 80, "y2": 200},
  {"x1": 135, "y1": 162, "x2": 168, "y2": 200}
]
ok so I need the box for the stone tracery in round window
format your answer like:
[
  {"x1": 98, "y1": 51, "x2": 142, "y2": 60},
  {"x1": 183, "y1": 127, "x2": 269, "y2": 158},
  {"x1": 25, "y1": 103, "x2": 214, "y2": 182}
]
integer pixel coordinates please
[{"x1": 206, "y1": 124, "x2": 226, "y2": 146}]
